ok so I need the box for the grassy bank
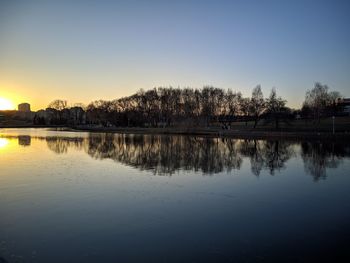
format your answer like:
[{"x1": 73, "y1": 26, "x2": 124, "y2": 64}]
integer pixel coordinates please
[
  {"x1": 72, "y1": 116, "x2": 350, "y2": 140},
  {"x1": 1, "y1": 116, "x2": 350, "y2": 140},
  {"x1": 71, "y1": 126, "x2": 349, "y2": 140}
]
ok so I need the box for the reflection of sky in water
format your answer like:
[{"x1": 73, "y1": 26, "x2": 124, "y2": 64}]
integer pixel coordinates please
[
  {"x1": 1, "y1": 128, "x2": 349, "y2": 180},
  {"x1": 0, "y1": 129, "x2": 350, "y2": 263}
]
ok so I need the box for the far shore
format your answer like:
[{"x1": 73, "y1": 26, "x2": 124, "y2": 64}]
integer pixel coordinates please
[{"x1": 1, "y1": 124, "x2": 350, "y2": 140}]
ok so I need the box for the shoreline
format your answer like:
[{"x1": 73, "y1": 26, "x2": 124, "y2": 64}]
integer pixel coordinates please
[
  {"x1": 1, "y1": 125, "x2": 350, "y2": 140},
  {"x1": 76, "y1": 127, "x2": 350, "y2": 140}
]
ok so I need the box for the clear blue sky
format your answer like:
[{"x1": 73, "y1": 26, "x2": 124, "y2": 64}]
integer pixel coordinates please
[{"x1": 0, "y1": 0, "x2": 349, "y2": 109}]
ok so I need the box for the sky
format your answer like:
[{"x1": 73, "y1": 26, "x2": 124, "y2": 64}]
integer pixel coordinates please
[{"x1": 0, "y1": 0, "x2": 349, "y2": 110}]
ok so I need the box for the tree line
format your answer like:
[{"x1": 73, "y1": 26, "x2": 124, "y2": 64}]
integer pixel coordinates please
[{"x1": 41, "y1": 82, "x2": 343, "y2": 128}]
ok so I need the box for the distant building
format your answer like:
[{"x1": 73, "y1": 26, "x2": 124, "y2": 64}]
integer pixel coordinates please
[
  {"x1": 14, "y1": 103, "x2": 35, "y2": 121},
  {"x1": 337, "y1": 98, "x2": 350, "y2": 115},
  {"x1": 18, "y1": 103, "x2": 31, "y2": 112}
]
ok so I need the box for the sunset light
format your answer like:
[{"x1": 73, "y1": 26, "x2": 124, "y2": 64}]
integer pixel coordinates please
[
  {"x1": 0, "y1": 1, "x2": 349, "y2": 262},
  {"x1": 0, "y1": 98, "x2": 15, "y2": 110}
]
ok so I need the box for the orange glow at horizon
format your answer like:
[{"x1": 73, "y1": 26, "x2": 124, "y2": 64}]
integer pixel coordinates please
[{"x1": 0, "y1": 98, "x2": 15, "y2": 110}]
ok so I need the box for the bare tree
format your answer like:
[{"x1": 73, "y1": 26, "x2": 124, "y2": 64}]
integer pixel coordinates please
[
  {"x1": 265, "y1": 88, "x2": 287, "y2": 129},
  {"x1": 239, "y1": 97, "x2": 250, "y2": 126},
  {"x1": 223, "y1": 90, "x2": 242, "y2": 116},
  {"x1": 48, "y1": 100, "x2": 68, "y2": 111},
  {"x1": 303, "y1": 82, "x2": 341, "y2": 123},
  {"x1": 250, "y1": 85, "x2": 265, "y2": 128},
  {"x1": 73, "y1": 103, "x2": 86, "y2": 110}
]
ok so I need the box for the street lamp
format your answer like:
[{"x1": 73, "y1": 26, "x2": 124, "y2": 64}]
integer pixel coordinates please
[{"x1": 332, "y1": 116, "x2": 335, "y2": 134}]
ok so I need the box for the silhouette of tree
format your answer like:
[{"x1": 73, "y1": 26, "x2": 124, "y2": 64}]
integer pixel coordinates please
[
  {"x1": 239, "y1": 97, "x2": 251, "y2": 126},
  {"x1": 264, "y1": 88, "x2": 288, "y2": 129},
  {"x1": 48, "y1": 100, "x2": 68, "y2": 111},
  {"x1": 250, "y1": 85, "x2": 265, "y2": 128},
  {"x1": 303, "y1": 82, "x2": 341, "y2": 123}
]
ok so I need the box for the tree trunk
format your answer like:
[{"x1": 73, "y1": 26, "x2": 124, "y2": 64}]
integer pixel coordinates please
[
  {"x1": 275, "y1": 116, "x2": 279, "y2": 130},
  {"x1": 253, "y1": 117, "x2": 258, "y2": 128}
]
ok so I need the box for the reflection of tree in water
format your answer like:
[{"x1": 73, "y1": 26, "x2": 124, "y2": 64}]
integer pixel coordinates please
[
  {"x1": 239, "y1": 140, "x2": 264, "y2": 176},
  {"x1": 46, "y1": 137, "x2": 84, "y2": 154},
  {"x1": 42, "y1": 134, "x2": 350, "y2": 178},
  {"x1": 263, "y1": 141, "x2": 295, "y2": 175},
  {"x1": 18, "y1": 135, "x2": 31, "y2": 146},
  {"x1": 238, "y1": 140, "x2": 295, "y2": 176},
  {"x1": 86, "y1": 134, "x2": 117, "y2": 159},
  {"x1": 83, "y1": 135, "x2": 295, "y2": 176},
  {"x1": 85, "y1": 135, "x2": 243, "y2": 175},
  {"x1": 301, "y1": 142, "x2": 350, "y2": 181}
]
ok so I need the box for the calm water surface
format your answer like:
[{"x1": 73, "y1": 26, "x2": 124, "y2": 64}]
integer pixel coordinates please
[{"x1": 0, "y1": 128, "x2": 349, "y2": 262}]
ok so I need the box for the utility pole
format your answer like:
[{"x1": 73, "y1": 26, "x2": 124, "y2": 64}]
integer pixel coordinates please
[{"x1": 332, "y1": 116, "x2": 335, "y2": 134}]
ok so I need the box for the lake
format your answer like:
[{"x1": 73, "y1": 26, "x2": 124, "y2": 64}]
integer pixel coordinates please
[{"x1": 0, "y1": 128, "x2": 349, "y2": 262}]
